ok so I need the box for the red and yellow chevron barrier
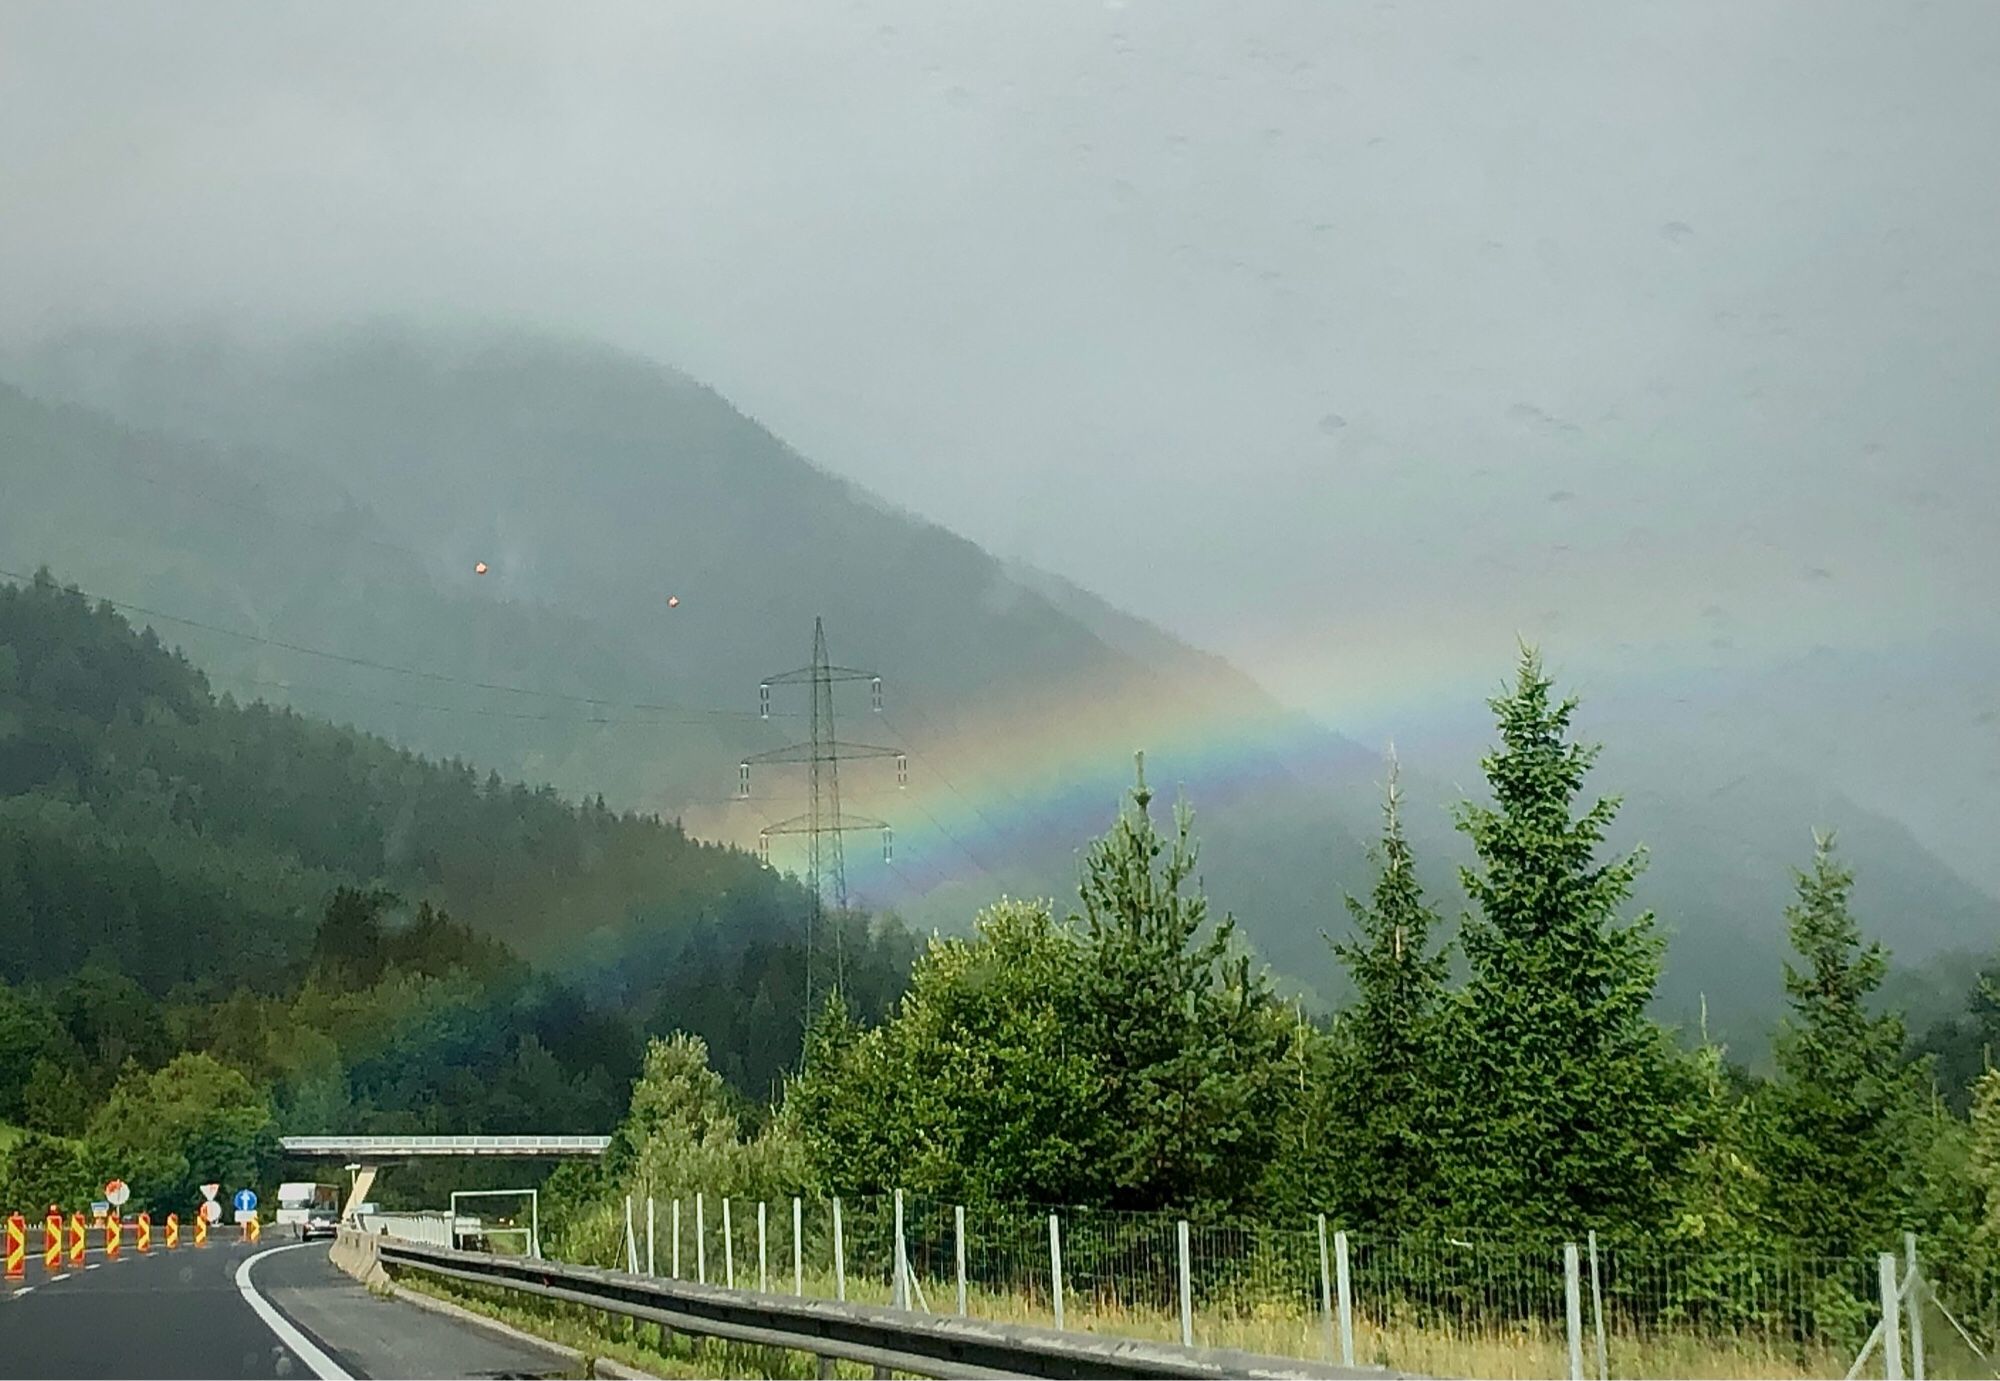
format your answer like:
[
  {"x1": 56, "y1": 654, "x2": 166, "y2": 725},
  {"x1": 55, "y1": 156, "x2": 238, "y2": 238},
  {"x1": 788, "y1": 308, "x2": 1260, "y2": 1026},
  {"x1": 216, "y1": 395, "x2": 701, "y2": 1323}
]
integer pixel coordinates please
[
  {"x1": 104, "y1": 1213, "x2": 121, "y2": 1261},
  {"x1": 135, "y1": 1212, "x2": 151, "y2": 1254},
  {"x1": 5, "y1": 1214, "x2": 24, "y2": 1279},
  {"x1": 165, "y1": 1213, "x2": 179, "y2": 1249},
  {"x1": 193, "y1": 1213, "x2": 208, "y2": 1248},
  {"x1": 241, "y1": 1215, "x2": 260, "y2": 1244},
  {"x1": 43, "y1": 1208, "x2": 60, "y2": 1270},
  {"x1": 67, "y1": 1212, "x2": 85, "y2": 1266}
]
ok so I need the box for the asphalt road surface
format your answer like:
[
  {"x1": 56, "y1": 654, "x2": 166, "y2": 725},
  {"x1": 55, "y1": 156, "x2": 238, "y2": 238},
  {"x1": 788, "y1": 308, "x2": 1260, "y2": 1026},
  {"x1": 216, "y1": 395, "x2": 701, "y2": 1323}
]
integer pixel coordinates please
[{"x1": 0, "y1": 1238, "x2": 572, "y2": 1379}]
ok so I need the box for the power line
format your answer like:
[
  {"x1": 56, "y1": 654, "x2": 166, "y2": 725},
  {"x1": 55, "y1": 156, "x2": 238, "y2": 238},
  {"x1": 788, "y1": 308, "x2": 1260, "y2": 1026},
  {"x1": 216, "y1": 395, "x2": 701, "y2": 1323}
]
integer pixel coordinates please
[{"x1": 0, "y1": 563, "x2": 788, "y2": 724}]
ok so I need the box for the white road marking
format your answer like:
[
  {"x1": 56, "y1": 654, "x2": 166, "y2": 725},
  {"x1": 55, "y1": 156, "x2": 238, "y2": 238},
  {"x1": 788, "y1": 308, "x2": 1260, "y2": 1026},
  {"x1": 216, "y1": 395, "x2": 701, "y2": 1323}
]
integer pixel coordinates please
[
  {"x1": 85, "y1": 1263, "x2": 100, "y2": 1270},
  {"x1": 237, "y1": 1243, "x2": 353, "y2": 1381},
  {"x1": 49, "y1": 1272, "x2": 69, "y2": 1282},
  {"x1": 14, "y1": 1286, "x2": 31, "y2": 1296}
]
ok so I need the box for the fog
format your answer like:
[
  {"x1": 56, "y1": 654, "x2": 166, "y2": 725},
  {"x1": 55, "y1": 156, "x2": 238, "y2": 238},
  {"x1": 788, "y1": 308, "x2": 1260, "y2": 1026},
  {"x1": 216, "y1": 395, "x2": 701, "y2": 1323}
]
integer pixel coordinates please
[{"x1": 3, "y1": 1, "x2": 1996, "y2": 796}]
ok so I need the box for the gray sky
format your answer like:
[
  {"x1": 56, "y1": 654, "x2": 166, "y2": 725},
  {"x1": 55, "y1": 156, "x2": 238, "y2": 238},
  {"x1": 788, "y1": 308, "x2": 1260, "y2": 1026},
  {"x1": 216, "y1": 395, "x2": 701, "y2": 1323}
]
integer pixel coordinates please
[{"x1": 3, "y1": 0, "x2": 1997, "y2": 735}]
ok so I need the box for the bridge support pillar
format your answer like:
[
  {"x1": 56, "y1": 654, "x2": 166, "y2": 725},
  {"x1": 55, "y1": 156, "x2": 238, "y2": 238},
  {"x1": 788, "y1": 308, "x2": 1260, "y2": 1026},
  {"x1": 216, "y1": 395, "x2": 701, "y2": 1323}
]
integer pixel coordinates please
[{"x1": 341, "y1": 1166, "x2": 379, "y2": 1223}]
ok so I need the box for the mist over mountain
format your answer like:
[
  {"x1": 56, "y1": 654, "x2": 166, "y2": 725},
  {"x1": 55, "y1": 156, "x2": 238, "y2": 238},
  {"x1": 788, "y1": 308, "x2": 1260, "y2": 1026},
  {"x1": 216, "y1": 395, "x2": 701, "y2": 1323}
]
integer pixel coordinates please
[{"x1": 3, "y1": 321, "x2": 1993, "y2": 1043}]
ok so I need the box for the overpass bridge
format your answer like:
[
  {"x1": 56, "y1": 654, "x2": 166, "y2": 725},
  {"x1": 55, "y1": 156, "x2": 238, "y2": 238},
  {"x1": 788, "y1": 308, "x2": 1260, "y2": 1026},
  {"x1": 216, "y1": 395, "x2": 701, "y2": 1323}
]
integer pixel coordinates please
[{"x1": 279, "y1": 1135, "x2": 611, "y2": 1219}]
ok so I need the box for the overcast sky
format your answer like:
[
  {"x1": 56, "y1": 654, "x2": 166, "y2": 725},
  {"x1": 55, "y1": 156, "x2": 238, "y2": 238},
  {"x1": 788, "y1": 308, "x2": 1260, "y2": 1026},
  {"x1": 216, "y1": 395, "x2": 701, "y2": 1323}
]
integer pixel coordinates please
[{"x1": 3, "y1": 1, "x2": 1997, "y2": 730}]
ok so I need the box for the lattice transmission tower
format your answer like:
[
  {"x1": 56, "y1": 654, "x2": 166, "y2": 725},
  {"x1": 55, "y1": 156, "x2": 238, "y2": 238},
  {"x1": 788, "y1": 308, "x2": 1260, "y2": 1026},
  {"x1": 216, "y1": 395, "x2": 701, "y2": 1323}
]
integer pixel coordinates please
[{"x1": 740, "y1": 617, "x2": 905, "y2": 1019}]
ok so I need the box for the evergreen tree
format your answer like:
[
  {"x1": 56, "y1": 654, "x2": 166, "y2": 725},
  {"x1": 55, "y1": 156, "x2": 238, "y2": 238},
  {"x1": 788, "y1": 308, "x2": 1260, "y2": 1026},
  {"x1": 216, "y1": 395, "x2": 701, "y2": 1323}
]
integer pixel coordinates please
[
  {"x1": 1323, "y1": 754, "x2": 1449, "y2": 1226},
  {"x1": 1071, "y1": 754, "x2": 1293, "y2": 1215},
  {"x1": 1757, "y1": 832, "x2": 1923, "y2": 1257},
  {"x1": 1438, "y1": 646, "x2": 1697, "y2": 1231}
]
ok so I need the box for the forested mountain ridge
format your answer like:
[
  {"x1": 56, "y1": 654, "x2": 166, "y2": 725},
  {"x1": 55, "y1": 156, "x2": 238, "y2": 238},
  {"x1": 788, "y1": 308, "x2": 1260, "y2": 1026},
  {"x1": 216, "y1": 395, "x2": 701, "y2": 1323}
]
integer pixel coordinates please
[
  {"x1": 0, "y1": 569, "x2": 916, "y2": 1102},
  {"x1": 3, "y1": 323, "x2": 1994, "y2": 1041}
]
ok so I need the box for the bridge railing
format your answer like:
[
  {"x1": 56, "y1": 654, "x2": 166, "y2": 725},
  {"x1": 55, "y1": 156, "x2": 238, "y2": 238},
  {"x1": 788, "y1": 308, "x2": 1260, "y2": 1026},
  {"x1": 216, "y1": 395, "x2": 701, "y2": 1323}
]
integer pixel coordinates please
[{"x1": 355, "y1": 1211, "x2": 453, "y2": 1248}]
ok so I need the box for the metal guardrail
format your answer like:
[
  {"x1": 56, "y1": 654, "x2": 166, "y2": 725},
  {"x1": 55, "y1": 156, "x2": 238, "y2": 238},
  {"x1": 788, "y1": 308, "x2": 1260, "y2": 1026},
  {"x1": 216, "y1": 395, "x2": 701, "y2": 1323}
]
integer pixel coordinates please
[
  {"x1": 281, "y1": 1135, "x2": 611, "y2": 1158},
  {"x1": 360, "y1": 1232, "x2": 1393, "y2": 1380}
]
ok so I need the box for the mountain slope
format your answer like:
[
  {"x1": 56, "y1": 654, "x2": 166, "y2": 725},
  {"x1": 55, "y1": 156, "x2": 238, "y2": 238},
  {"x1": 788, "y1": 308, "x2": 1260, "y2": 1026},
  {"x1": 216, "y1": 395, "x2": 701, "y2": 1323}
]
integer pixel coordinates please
[{"x1": 4, "y1": 321, "x2": 1993, "y2": 1041}]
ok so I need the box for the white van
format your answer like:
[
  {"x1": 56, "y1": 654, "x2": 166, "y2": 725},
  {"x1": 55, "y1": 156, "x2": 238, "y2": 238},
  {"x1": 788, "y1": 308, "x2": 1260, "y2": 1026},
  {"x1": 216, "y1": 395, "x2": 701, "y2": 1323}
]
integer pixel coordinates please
[{"x1": 276, "y1": 1182, "x2": 341, "y2": 1241}]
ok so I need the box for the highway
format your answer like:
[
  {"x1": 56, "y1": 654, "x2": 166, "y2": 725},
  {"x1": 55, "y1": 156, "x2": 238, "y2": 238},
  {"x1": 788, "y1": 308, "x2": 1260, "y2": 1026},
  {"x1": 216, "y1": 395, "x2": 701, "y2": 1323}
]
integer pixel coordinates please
[{"x1": 0, "y1": 1238, "x2": 572, "y2": 1379}]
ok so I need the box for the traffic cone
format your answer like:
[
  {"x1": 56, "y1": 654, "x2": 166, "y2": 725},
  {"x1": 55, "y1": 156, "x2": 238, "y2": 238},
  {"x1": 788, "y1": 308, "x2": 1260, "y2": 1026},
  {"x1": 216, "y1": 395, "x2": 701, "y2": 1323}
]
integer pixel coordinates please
[
  {"x1": 5, "y1": 1214, "x2": 24, "y2": 1279},
  {"x1": 67, "y1": 1212, "x2": 85, "y2": 1266}
]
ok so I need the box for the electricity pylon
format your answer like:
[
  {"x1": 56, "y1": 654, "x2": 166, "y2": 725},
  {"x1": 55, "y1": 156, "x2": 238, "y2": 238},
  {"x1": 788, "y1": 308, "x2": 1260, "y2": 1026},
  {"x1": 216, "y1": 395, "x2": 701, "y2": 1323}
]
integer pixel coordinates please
[{"x1": 741, "y1": 617, "x2": 906, "y2": 1020}]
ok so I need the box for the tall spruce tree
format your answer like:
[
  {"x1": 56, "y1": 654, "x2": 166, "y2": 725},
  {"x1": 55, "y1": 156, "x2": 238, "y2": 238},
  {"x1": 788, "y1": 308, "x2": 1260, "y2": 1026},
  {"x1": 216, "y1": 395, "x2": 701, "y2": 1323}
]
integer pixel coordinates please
[
  {"x1": 1756, "y1": 832, "x2": 1922, "y2": 1257},
  {"x1": 1071, "y1": 753, "x2": 1293, "y2": 1215},
  {"x1": 1326, "y1": 754, "x2": 1450, "y2": 1226},
  {"x1": 1438, "y1": 647, "x2": 1697, "y2": 1230}
]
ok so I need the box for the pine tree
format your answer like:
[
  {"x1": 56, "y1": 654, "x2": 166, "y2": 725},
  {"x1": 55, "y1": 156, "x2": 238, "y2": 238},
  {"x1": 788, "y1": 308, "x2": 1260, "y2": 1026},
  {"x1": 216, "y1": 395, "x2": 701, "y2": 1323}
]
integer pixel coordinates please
[
  {"x1": 1325, "y1": 753, "x2": 1450, "y2": 1226},
  {"x1": 1438, "y1": 646, "x2": 1697, "y2": 1231},
  {"x1": 1757, "y1": 832, "x2": 1922, "y2": 1257}
]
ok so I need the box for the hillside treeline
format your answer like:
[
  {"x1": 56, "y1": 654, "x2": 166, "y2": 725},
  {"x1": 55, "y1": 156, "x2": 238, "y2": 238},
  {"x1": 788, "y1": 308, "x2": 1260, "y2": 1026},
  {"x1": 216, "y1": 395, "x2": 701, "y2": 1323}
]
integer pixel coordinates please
[{"x1": 0, "y1": 569, "x2": 914, "y2": 1211}]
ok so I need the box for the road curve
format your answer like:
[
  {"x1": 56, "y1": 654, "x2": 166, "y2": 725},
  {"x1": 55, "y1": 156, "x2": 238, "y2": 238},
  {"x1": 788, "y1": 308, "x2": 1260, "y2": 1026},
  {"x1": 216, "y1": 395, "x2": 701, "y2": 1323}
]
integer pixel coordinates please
[{"x1": 0, "y1": 1238, "x2": 570, "y2": 1379}]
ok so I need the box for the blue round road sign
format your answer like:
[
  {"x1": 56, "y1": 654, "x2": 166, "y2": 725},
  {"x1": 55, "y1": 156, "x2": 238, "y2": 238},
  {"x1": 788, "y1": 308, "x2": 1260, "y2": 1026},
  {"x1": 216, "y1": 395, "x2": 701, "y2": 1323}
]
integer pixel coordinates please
[{"x1": 233, "y1": 1189, "x2": 258, "y2": 1213}]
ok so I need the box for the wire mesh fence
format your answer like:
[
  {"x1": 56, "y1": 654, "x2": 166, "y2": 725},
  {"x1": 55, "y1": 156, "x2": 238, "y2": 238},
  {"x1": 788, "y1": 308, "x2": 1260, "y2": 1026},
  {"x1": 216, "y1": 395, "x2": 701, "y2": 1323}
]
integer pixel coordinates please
[{"x1": 566, "y1": 1192, "x2": 1998, "y2": 1379}]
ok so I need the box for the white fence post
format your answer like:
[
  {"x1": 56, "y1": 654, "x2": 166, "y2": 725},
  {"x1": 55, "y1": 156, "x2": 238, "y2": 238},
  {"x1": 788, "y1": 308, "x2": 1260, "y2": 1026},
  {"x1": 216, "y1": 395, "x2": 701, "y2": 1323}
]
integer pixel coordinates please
[
  {"x1": 1880, "y1": 1251, "x2": 1904, "y2": 1381},
  {"x1": 1180, "y1": 1218, "x2": 1195, "y2": 1348},
  {"x1": 646, "y1": 1196, "x2": 655, "y2": 1276},
  {"x1": 759, "y1": 1201, "x2": 769, "y2": 1293},
  {"x1": 892, "y1": 1189, "x2": 908, "y2": 1310},
  {"x1": 1588, "y1": 1229, "x2": 1608, "y2": 1381},
  {"x1": 1049, "y1": 1212, "x2": 1064, "y2": 1331},
  {"x1": 1906, "y1": 1232, "x2": 1925, "y2": 1381},
  {"x1": 833, "y1": 1197, "x2": 846, "y2": 1301},
  {"x1": 624, "y1": 1196, "x2": 638, "y2": 1274},
  {"x1": 671, "y1": 1199, "x2": 681, "y2": 1278},
  {"x1": 696, "y1": 1192, "x2": 707, "y2": 1285},
  {"x1": 723, "y1": 1197, "x2": 735, "y2": 1289},
  {"x1": 1335, "y1": 1228, "x2": 1354, "y2": 1368},
  {"x1": 1316, "y1": 1215, "x2": 1334, "y2": 1362},
  {"x1": 955, "y1": 1204, "x2": 967, "y2": 1316},
  {"x1": 1564, "y1": 1242, "x2": 1584, "y2": 1381},
  {"x1": 793, "y1": 1197, "x2": 804, "y2": 1296}
]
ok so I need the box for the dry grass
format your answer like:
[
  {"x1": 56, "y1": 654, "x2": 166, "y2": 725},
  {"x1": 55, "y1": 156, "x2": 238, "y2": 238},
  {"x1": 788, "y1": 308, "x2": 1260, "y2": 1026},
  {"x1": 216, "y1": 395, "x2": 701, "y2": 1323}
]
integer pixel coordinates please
[{"x1": 395, "y1": 1257, "x2": 1918, "y2": 1379}]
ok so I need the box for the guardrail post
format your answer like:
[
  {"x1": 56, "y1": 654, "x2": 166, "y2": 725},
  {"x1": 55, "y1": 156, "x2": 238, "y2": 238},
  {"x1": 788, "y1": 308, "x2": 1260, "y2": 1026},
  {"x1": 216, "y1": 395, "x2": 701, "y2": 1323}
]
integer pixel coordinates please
[
  {"x1": 696, "y1": 1193, "x2": 707, "y2": 1285},
  {"x1": 723, "y1": 1198, "x2": 735, "y2": 1289},
  {"x1": 793, "y1": 1197, "x2": 803, "y2": 1296},
  {"x1": 1564, "y1": 1241, "x2": 1584, "y2": 1381},
  {"x1": 1180, "y1": 1218, "x2": 1195, "y2": 1348},
  {"x1": 955, "y1": 1204, "x2": 967, "y2": 1316},
  {"x1": 833, "y1": 1197, "x2": 846, "y2": 1301},
  {"x1": 646, "y1": 1197, "x2": 655, "y2": 1276},
  {"x1": 1049, "y1": 1212, "x2": 1064, "y2": 1331},
  {"x1": 1907, "y1": 1232, "x2": 1925, "y2": 1381},
  {"x1": 1335, "y1": 1228, "x2": 1354, "y2": 1367},
  {"x1": 759, "y1": 1201, "x2": 768, "y2": 1293},
  {"x1": 1880, "y1": 1251, "x2": 1904, "y2": 1381},
  {"x1": 893, "y1": 1189, "x2": 908, "y2": 1311},
  {"x1": 672, "y1": 1199, "x2": 681, "y2": 1278}
]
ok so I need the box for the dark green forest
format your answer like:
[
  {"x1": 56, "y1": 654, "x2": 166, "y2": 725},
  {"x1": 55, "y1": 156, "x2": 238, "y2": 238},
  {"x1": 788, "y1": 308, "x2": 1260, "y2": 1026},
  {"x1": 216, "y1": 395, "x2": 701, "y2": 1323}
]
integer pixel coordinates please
[{"x1": 0, "y1": 569, "x2": 914, "y2": 1214}]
